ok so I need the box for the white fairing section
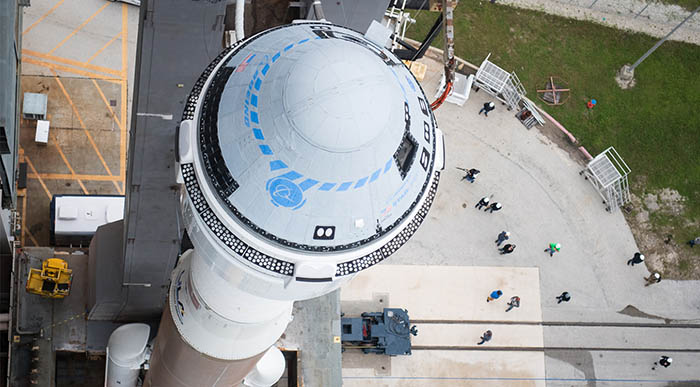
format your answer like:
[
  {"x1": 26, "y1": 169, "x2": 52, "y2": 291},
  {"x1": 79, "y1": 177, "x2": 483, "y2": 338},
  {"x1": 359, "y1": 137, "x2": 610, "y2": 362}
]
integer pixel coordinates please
[
  {"x1": 105, "y1": 323, "x2": 150, "y2": 387},
  {"x1": 169, "y1": 250, "x2": 294, "y2": 359},
  {"x1": 242, "y1": 346, "x2": 286, "y2": 387}
]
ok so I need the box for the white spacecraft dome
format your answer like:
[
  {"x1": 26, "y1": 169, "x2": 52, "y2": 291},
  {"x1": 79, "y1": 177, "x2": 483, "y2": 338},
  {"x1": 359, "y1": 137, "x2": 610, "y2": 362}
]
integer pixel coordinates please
[{"x1": 180, "y1": 22, "x2": 442, "y2": 276}]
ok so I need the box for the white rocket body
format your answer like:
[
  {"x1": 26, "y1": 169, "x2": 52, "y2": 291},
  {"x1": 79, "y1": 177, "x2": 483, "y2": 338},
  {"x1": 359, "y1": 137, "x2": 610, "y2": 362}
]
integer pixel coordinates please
[{"x1": 135, "y1": 22, "x2": 444, "y2": 386}]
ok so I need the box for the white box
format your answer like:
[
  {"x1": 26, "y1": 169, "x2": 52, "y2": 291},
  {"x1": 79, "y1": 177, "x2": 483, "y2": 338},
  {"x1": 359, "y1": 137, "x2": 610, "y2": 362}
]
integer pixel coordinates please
[{"x1": 35, "y1": 120, "x2": 50, "y2": 144}]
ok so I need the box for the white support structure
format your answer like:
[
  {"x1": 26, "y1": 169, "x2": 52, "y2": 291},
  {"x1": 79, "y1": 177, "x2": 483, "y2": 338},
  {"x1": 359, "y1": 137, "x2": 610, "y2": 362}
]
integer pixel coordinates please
[
  {"x1": 581, "y1": 147, "x2": 631, "y2": 212},
  {"x1": 473, "y1": 54, "x2": 526, "y2": 111}
]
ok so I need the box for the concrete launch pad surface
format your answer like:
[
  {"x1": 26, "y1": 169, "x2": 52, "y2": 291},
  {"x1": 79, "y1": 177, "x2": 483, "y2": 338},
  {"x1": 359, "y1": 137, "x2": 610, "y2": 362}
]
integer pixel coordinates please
[{"x1": 340, "y1": 265, "x2": 546, "y2": 386}]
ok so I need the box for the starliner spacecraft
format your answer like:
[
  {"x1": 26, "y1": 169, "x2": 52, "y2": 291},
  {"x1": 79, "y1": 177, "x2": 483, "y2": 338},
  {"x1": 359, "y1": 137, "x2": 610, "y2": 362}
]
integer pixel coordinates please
[{"x1": 106, "y1": 21, "x2": 444, "y2": 387}]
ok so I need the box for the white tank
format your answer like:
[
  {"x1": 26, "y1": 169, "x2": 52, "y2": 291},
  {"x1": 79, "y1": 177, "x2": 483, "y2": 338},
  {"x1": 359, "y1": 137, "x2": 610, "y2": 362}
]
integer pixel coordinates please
[
  {"x1": 105, "y1": 323, "x2": 150, "y2": 387},
  {"x1": 242, "y1": 346, "x2": 286, "y2": 387}
]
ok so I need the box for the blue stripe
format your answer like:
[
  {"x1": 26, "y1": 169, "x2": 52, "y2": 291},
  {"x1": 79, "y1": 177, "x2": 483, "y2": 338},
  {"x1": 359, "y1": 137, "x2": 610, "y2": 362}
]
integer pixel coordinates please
[
  {"x1": 254, "y1": 78, "x2": 262, "y2": 91},
  {"x1": 298, "y1": 38, "x2": 310, "y2": 44},
  {"x1": 272, "y1": 52, "x2": 280, "y2": 62},
  {"x1": 252, "y1": 129, "x2": 264, "y2": 140},
  {"x1": 261, "y1": 64, "x2": 270, "y2": 76},
  {"x1": 383, "y1": 159, "x2": 393, "y2": 173},
  {"x1": 259, "y1": 145, "x2": 273, "y2": 155},
  {"x1": 250, "y1": 94, "x2": 258, "y2": 107},
  {"x1": 250, "y1": 111, "x2": 259, "y2": 124},
  {"x1": 269, "y1": 160, "x2": 287, "y2": 171},
  {"x1": 337, "y1": 182, "x2": 352, "y2": 191},
  {"x1": 284, "y1": 44, "x2": 294, "y2": 51},
  {"x1": 245, "y1": 54, "x2": 256, "y2": 63},
  {"x1": 369, "y1": 169, "x2": 381, "y2": 183},
  {"x1": 279, "y1": 171, "x2": 302, "y2": 180},
  {"x1": 354, "y1": 177, "x2": 368, "y2": 189},
  {"x1": 318, "y1": 182, "x2": 335, "y2": 191},
  {"x1": 299, "y1": 179, "x2": 319, "y2": 191}
]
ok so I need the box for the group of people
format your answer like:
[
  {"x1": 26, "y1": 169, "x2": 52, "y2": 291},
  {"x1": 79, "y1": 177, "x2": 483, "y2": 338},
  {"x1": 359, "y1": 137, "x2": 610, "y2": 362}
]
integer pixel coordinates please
[{"x1": 628, "y1": 252, "x2": 662, "y2": 286}]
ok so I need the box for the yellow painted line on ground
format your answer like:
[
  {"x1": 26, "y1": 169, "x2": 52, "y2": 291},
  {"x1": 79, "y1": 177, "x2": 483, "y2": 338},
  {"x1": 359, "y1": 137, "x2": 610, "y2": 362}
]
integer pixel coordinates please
[
  {"x1": 22, "y1": 57, "x2": 121, "y2": 83},
  {"x1": 86, "y1": 31, "x2": 123, "y2": 64},
  {"x1": 121, "y1": 4, "x2": 128, "y2": 79},
  {"x1": 22, "y1": 0, "x2": 67, "y2": 35},
  {"x1": 92, "y1": 79, "x2": 125, "y2": 133},
  {"x1": 51, "y1": 132, "x2": 89, "y2": 195},
  {"x1": 25, "y1": 227, "x2": 40, "y2": 248},
  {"x1": 28, "y1": 173, "x2": 123, "y2": 182},
  {"x1": 23, "y1": 153, "x2": 52, "y2": 201},
  {"x1": 23, "y1": 49, "x2": 122, "y2": 77},
  {"x1": 48, "y1": 2, "x2": 111, "y2": 55},
  {"x1": 50, "y1": 70, "x2": 122, "y2": 193}
]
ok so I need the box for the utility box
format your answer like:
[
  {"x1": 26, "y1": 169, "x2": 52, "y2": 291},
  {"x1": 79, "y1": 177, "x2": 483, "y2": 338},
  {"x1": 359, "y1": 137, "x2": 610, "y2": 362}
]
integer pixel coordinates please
[
  {"x1": 35, "y1": 120, "x2": 50, "y2": 144},
  {"x1": 22, "y1": 92, "x2": 48, "y2": 120},
  {"x1": 51, "y1": 195, "x2": 125, "y2": 246}
]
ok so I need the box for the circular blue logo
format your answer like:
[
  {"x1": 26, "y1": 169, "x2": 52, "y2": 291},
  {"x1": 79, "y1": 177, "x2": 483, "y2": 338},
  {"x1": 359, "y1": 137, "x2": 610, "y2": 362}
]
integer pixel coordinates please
[{"x1": 267, "y1": 177, "x2": 305, "y2": 209}]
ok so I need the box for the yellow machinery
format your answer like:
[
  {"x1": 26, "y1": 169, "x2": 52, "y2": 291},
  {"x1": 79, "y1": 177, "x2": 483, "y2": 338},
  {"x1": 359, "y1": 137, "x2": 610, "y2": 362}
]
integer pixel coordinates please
[{"x1": 26, "y1": 258, "x2": 72, "y2": 299}]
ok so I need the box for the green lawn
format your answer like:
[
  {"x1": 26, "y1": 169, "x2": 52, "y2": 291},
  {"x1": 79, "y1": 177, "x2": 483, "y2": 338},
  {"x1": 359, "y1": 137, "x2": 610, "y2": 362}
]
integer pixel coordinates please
[
  {"x1": 407, "y1": 4, "x2": 700, "y2": 227},
  {"x1": 655, "y1": 0, "x2": 699, "y2": 12}
]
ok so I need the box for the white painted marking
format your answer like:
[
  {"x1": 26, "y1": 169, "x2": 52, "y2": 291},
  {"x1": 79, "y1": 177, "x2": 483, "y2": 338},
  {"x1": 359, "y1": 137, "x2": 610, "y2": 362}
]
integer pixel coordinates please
[{"x1": 137, "y1": 112, "x2": 173, "y2": 120}]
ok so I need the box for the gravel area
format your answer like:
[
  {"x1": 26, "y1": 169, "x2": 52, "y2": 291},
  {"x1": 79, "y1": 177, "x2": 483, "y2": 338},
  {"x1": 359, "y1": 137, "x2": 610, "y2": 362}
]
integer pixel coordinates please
[{"x1": 498, "y1": 0, "x2": 700, "y2": 45}]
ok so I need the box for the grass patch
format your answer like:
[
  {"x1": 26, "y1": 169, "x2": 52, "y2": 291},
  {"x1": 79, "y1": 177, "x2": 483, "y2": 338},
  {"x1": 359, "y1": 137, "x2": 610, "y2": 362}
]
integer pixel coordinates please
[
  {"x1": 406, "y1": 4, "x2": 700, "y2": 223},
  {"x1": 653, "y1": 0, "x2": 699, "y2": 12}
]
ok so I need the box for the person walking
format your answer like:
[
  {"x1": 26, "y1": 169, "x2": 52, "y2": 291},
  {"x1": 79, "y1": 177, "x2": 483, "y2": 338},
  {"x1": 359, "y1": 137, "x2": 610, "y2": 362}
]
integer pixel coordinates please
[
  {"x1": 478, "y1": 101, "x2": 496, "y2": 117},
  {"x1": 544, "y1": 243, "x2": 561, "y2": 257},
  {"x1": 505, "y1": 296, "x2": 520, "y2": 312},
  {"x1": 688, "y1": 236, "x2": 700, "y2": 248},
  {"x1": 486, "y1": 290, "x2": 503, "y2": 302},
  {"x1": 556, "y1": 291, "x2": 571, "y2": 304},
  {"x1": 652, "y1": 356, "x2": 672, "y2": 370},
  {"x1": 485, "y1": 202, "x2": 502, "y2": 213},
  {"x1": 495, "y1": 231, "x2": 510, "y2": 246},
  {"x1": 499, "y1": 244, "x2": 516, "y2": 255},
  {"x1": 462, "y1": 168, "x2": 480, "y2": 183},
  {"x1": 627, "y1": 252, "x2": 645, "y2": 266},
  {"x1": 645, "y1": 272, "x2": 661, "y2": 286},
  {"x1": 475, "y1": 196, "x2": 490, "y2": 210},
  {"x1": 477, "y1": 330, "x2": 492, "y2": 345}
]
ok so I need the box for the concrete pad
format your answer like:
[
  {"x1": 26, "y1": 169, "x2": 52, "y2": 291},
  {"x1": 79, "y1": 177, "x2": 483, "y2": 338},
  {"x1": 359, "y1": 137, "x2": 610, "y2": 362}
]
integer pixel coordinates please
[
  {"x1": 414, "y1": 323, "x2": 543, "y2": 348},
  {"x1": 341, "y1": 265, "x2": 542, "y2": 322},
  {"x1": 343, "y1": 350, "x2": 546, "y2": 387}
]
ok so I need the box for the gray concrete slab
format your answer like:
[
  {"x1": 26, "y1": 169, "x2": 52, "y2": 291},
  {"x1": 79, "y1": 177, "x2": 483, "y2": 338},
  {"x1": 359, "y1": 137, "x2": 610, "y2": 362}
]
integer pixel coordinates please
[
  {"x1": 378, "y1": 55, "x2": 700, "y2": 384},
  {"x1": 281, "y1": 290, "x2": 342, "y2": 387}
]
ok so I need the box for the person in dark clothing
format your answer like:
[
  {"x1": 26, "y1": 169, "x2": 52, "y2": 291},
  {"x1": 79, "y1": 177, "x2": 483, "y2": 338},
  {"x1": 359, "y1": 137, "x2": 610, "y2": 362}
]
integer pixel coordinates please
[
  {"x1": 495, "y1": 231, "x2": 510, "y2": 246},
  {"x1": 478, "y1": 101, "x2": 496, "y2": 117},
  {"x1": 506, "y1": 296, "x2": 520, "y2": 312},
  {"x1": 627, "y1": 252, "x2": 645, "y2": 266},
  {"x1": 645, "y1": 272, "x2": 661, "y2": 286},
  {"x1": 688, "y1": 237, "x2": 700, "y2": 247},
  {"x1": 499, "y1": 244, "x2": 516, "y2": 255},
  {"x1": 556, "y1": 292, "x2": 571, "y2": 304},
  {"x1": 477, "y1": 330, "x2": 492, "y2": 345},
  {"x1": 475, "y1": 196, "x2": 490, "y2": 210},
  {"x1": 652, "y1": 356, "x2": 672, "y2": 370},
  {"x1": 462, "y1": 168, "x2": 480, "y2": 183},
  {"x1": 485, "y1": 202, "x2": 502, "y2": 213}
]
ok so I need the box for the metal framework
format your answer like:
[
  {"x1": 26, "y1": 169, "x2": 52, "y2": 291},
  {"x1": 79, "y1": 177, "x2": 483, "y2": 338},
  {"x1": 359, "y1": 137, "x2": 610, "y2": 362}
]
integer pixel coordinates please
[
  {"x1": 581, "y1": 147, "x2": 631, "y2": 212},
  {"x1": 473, "y1": 54, "x2": 526, "y2": 110}
]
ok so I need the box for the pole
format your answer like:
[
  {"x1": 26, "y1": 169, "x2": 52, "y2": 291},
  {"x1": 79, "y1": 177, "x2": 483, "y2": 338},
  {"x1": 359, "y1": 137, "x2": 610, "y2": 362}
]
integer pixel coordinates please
[{"x1": 630, "y1": 5, "x2": 700, "y2": 70}]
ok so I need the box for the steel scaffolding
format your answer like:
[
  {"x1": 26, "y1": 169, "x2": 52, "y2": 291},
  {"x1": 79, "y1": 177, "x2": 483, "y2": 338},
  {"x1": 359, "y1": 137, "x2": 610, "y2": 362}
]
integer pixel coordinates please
[
  {"x1": 581, "y1": 147, "x2": 631, "y2": 212},
  {"x1": 473, "y1": 54, "x2": 526, "y2": 111}
]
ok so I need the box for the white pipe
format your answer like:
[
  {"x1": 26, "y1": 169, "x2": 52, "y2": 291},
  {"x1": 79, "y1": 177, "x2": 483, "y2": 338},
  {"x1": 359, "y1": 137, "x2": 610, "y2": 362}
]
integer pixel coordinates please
[
  {"x1": 235, "y1": 0, "x2": 245, "y2": 41},
  {"x1": 0, "y1": 313, "x2": 9, "y2": 322}
]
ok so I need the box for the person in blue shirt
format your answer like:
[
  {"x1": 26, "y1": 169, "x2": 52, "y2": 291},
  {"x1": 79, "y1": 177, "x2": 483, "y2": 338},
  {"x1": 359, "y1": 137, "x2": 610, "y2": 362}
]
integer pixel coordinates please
[{"x1": 487, "y1": 290, "x2": 503, "y2": 302}]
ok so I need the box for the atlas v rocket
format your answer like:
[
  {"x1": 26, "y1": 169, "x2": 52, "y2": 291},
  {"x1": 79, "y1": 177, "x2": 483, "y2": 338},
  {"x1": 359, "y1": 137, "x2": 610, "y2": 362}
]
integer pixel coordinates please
[{"x1": 106, "y1": 22, "x2": 444, "y2": 387}]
